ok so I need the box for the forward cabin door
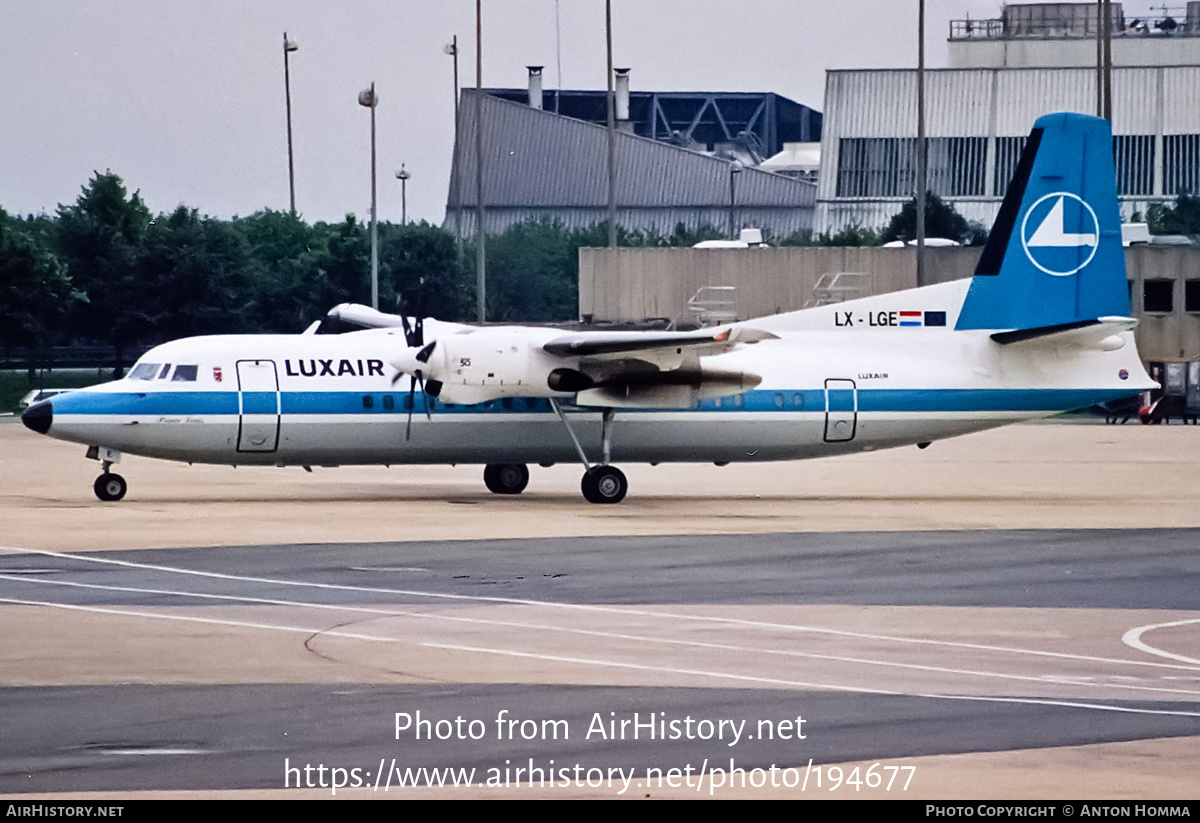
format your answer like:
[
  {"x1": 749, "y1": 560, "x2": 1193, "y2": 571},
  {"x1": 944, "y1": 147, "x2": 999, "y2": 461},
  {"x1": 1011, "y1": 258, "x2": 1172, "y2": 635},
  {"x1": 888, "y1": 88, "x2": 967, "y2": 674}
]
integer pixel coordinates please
[
  {"x1": 236, "y1": 359, "x2": 280, "y2": 452},
  {"x1": 823, "y1": 378, "x2": 858, "y2": 443}
]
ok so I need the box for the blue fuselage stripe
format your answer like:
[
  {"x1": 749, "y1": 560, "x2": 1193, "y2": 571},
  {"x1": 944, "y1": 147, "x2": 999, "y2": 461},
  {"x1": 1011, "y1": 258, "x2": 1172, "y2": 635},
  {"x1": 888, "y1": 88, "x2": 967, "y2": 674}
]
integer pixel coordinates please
[{"x1": 50, "y1": 387, "x2": 1136, "y2": 416}]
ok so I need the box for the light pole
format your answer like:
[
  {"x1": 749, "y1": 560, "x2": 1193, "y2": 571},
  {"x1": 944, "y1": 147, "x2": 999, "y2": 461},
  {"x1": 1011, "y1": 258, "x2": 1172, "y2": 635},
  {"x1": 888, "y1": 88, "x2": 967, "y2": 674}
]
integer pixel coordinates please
[
  {"x1": 605, "y1": 0, "x2": 616, "y2": 249},
  {"x1": 475, "y1": 0, "x2": 486, "y2": 323},
  {"x1": 283, "y1": 33, "x2": 298, "y2": 215},
  {"x1": 358, "y1": 82, "x2": 379, "y2": 310},
  {"x1": 916, "y1": 0, "x2": 927, "y2": 287},
  {"x1": 728, "y1": 161, "x2": 743, "y2": 240},
  {"x1": 396, "y1": 165, "x2": 411, "y2": 224},
  {"x1": 445, "y1": 35, "x2": 462, "y2": 245}
]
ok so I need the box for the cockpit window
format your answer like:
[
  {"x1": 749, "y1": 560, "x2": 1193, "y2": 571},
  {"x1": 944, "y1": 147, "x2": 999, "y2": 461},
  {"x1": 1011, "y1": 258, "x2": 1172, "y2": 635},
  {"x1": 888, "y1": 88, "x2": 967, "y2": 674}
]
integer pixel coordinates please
[
  {"x1": 157, "y1": 364, "x2": 172, "y2": 379},
  {"x1": 172, "y1": 365, "x2": 199, "y2": 382},
  {"x1": 129, "y1": 363, "x2": 160, "y2": 380}
]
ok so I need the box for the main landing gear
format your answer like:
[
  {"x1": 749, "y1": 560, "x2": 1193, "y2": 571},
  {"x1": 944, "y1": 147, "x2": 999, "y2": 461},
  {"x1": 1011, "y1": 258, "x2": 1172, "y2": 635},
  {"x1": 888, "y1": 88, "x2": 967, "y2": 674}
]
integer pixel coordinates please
[
  {"x1": 549, "y1": 399, "x2": 629, "y2": 504},
  {"x1": 580, "y1": 464, "x2": 627, "y2": 504},
  {"x1": 483, "y1": 463, "x2": 529, "y2": 495}
]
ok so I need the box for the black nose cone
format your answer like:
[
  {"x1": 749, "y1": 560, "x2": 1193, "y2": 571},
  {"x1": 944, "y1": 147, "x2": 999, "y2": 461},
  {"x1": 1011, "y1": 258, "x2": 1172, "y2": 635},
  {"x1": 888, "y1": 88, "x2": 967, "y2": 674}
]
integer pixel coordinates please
[{"x1": 22, "y1": 401, "x2": 52, "y2": 435}]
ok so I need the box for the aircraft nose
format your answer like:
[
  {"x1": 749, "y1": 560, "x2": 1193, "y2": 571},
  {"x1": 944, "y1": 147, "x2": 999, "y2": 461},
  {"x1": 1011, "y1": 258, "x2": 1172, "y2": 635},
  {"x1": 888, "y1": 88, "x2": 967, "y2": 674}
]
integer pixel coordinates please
[{"x1": 21, "y1": 401, "x2": 52, "y2": 435}]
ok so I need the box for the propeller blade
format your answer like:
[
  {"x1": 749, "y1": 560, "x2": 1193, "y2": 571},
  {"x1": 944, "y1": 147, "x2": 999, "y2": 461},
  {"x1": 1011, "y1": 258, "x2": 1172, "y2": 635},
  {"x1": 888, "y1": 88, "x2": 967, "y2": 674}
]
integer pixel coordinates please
[
  {"x1": 418, "y1": 374, "x2": 433, "y2": 420},
  {"x1": 405, "y1": 377, "x2": 415, "y2": 441},
  {"x1": 400, "y1": 313, "x2": 415, "y2": 348},
  {"x1": 416, "y1": 340, "x2": 436, "y2": 364}
]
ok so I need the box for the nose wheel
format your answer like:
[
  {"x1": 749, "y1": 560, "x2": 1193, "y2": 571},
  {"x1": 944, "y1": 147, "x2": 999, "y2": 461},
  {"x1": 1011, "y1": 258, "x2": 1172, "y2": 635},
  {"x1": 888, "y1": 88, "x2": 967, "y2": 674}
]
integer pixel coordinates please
[{"x1": 94, "y1": 472, "x2": 127, "y2": 502}]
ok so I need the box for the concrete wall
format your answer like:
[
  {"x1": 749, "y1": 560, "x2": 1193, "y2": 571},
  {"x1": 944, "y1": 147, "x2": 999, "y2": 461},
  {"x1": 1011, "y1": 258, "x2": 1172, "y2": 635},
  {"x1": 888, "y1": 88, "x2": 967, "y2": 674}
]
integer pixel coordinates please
[
  {"x1": 1127, "y1": 245, "x2": 1200, "y2": 361},
  {"x1": 579, "y1": 244, "x2": 1200, "y2": 362},
  {"x1": 579, "y1": 246, "x2": 980, "y2": 324}
]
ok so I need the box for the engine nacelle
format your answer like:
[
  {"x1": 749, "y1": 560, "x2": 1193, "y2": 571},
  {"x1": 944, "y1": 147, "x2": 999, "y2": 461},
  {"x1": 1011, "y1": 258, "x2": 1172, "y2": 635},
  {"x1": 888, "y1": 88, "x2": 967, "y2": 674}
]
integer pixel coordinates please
[{"x1": 424, "y1": 329, "x2": 572, "y2": 406}]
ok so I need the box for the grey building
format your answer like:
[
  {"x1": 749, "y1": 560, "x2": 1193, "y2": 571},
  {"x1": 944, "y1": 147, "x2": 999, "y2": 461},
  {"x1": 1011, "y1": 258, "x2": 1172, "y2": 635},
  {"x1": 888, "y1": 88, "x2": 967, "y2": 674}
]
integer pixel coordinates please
[
  {"x1": 444, "y1": 78, "x2": 819, "y2": 240},
  {"x1": 815, "y1": 2, "x2": 1200, "y2": 236}
]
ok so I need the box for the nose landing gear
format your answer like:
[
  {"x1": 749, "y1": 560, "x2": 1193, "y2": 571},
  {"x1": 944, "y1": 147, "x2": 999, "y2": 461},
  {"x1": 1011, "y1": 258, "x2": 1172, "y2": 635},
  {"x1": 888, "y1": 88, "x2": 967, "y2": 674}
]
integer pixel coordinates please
[
  {"x1": 94, "y1": 471, "x2": 127, "y2": 502},
  {"x1": 87, "y1": 446, "x2": 127, "y2": 501}
]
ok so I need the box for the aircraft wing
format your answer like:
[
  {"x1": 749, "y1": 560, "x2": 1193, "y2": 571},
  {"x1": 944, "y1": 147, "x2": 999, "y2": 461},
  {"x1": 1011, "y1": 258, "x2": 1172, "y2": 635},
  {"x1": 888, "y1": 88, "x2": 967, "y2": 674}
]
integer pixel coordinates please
[
  {"x1": 542, "y1": 325, "x2": 777, "y2": 358},
  {"x1": 540, "y1": 325, "x2": 778, "y2": 408}
]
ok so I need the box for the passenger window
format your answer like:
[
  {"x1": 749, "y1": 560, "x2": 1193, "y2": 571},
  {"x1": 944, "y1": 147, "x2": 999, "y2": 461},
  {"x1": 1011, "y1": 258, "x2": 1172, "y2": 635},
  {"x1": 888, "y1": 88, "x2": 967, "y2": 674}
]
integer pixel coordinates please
[
  {"x1": 172, "y1": 365, "x2": 199, "y2": 382},
  {"x1": 362, "y1": 395, "x2": 374, "y2": 409},
  {"x1": 383, "y1": 395, "x2": 395, "y2": 411}
]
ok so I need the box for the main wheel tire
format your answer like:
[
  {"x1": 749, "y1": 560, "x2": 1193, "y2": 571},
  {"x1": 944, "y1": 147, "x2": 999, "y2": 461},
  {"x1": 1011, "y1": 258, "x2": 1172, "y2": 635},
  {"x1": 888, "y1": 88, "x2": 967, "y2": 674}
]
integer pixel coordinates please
[
  {"x1": 94, "y1": 473, "x2": 127, "y2": 502},
  {"x1": 581, "y1": 465, "x2": 627, "y2": 504},
  {"x1": 483, "y1": 463, "x2": 529, "y2": 495}
]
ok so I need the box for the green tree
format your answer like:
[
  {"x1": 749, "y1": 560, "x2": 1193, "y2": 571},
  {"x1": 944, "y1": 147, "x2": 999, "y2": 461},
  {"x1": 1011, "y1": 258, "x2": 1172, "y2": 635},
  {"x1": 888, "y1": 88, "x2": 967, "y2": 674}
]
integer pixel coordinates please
[
  {"x1": 1147, "y1": 193, "x2": 1200, "y2": 236},
  {"x1": 231, "y1": 209, "x2": 325, "y2": 332},
  {"x1": 55, "y1": 172, "x2": 152, "y2": 373},
  {"x1": 137, "y1": 206, "x2": 252, "y2": 340},
  {"x1": 378, "y1": 221, "x2": 467, "y2": 321},
  {"x1": 882, "y1": 192, "x2": 987, "y2": 246},
  {"x1": 811, "y1": 224, "x2": 883, "y2": 246},
  {"x1": 0, "y1": 208, "x2": 81, "y2": 375},
  {"x1": 471, "y1": 220, "x2": 579, "y2": 322}
]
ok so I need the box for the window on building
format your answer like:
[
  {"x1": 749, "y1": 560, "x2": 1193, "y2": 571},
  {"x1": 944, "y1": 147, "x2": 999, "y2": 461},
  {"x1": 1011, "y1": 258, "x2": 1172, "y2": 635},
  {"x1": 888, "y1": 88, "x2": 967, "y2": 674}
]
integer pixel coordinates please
[
  {"x1": 837, "y1": 136, "x2": 986, "y2": 198},
  {"x1": 1113, "y1": 135, "x2": 1155, "y2": 196},
  {"x1": 929, "y1": 137, "x2": 987, "y2": 196},
  {"x1": 994, "y1": 135, "x2": 1028, "y2": 194},
  {"x1": 837, "y1": 137, "x2": 915, "y2": 197},
  {"x1": 1185, "y1": 280, "x2": 1200, "y2": 313},
  {"x1": 1144, "y1": 279, "x2": 1174, "y2": 313},
  {"x1": 1164, "y1": 134, "x2": 1200, "y2": 196}
]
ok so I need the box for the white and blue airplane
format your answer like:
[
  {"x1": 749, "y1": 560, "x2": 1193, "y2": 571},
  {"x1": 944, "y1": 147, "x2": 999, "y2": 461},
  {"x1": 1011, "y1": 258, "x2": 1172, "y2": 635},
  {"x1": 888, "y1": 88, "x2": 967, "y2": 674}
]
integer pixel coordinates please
[{"x1": 22, "y1": 113, "x2": 1154, "y2": 504}]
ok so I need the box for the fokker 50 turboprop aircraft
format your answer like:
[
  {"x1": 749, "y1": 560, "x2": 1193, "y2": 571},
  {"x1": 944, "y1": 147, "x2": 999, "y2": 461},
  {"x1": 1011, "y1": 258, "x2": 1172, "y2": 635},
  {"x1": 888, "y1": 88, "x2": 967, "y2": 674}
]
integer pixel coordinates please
[{"x1": 22, "y1": 113, "x2": 1154, "y2": 504}]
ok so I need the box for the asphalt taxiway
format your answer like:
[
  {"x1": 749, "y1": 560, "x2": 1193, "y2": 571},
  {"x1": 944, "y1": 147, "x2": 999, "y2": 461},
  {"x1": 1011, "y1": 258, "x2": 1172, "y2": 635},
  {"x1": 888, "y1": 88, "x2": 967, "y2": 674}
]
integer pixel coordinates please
[{"x1": 2, "y1": 420, "x2": 1199, "y2": 798}]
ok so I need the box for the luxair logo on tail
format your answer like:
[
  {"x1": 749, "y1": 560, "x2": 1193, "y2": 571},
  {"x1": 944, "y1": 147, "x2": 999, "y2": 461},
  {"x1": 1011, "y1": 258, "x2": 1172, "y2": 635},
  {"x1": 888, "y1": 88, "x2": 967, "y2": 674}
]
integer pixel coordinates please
[
  {"x1": 1020, "y1": 192, "x2": 1100, "y2": 276},
  {"x1": 956, "y1": 112, "x2": 1129, "y2": 331}
]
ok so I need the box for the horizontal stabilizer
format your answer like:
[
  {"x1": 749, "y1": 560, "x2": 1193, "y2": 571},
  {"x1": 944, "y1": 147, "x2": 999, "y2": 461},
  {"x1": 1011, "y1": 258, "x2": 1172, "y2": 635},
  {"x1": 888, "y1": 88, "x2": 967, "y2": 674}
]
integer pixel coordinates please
[{"x1": 990, "y1": 316, "x2": 1137, "y2": 349}]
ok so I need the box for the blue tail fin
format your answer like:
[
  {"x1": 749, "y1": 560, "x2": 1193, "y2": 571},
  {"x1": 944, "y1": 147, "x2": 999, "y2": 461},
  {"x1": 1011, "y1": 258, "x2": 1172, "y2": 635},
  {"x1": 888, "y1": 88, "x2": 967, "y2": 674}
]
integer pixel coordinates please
[{"x1": 955, "y1": 112, "x2": 1129, "y2": 331}]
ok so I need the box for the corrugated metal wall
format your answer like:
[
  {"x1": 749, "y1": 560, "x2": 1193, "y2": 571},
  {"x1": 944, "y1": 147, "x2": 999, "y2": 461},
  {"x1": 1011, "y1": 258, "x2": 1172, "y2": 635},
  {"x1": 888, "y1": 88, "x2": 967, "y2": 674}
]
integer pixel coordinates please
[
  {"x1": 446, "y1": 94, "x2": 815, "y2": 237},
  {"x1": 816, "y1": 67, "x2": 1200, "y2": 235}
]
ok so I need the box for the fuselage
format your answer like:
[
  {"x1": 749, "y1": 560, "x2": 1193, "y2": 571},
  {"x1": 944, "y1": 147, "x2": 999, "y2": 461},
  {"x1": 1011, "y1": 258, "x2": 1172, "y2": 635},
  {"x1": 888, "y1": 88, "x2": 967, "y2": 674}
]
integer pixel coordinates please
[{"x1": 27, "y1": 281, "x2": 1152, "y2": 469}]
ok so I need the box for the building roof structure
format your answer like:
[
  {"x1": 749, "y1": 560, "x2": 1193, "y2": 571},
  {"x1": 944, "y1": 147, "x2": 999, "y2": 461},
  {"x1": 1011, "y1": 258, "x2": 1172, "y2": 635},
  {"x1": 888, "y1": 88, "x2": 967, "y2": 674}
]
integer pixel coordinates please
[
  {"x1": 445, "y1": 91, "x2": 817, "y2": 239},
  {"x1": 814, "y1": 2, "x2": 1200, "y2": 236}
]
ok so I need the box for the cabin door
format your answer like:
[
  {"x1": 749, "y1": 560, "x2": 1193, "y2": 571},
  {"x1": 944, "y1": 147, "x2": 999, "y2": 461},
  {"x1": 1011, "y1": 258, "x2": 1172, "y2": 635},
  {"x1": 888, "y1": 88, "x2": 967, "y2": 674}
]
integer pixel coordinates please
[
  {"x1": 236, "y1": 359, "x2": 280, "y2": 452},
  {"x1": 823, "y1": 378, "x2": 857, "y2": 443}
]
